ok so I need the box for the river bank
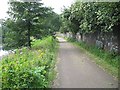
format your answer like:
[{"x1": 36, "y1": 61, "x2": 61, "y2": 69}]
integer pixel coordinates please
[{"x1": 0, "y1": 50, "x2": 9, "y2": 59}]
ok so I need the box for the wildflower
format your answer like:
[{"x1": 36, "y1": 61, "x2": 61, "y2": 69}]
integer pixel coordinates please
[{"x1": 39, "y1": 52, "x2": 44, "y2": 58}]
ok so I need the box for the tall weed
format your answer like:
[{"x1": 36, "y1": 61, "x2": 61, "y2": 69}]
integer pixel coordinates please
[{"x1": 1, "y1": 36, "x2": 58, "y2": 89}]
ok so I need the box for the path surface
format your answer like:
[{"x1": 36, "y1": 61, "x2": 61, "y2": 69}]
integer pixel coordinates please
[{"x1": 53, "y1": 37, "x2": 118, "y2": 88}]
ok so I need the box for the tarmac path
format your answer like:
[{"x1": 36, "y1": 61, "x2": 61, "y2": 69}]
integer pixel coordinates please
[{"x1": 53, "y1": 37, "x2": 118, "y2": 88}]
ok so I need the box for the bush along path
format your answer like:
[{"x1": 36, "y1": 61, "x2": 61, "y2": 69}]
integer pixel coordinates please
[
  {"x1": 53, "y1": 37, "x2": 118, "y2": 88},
  {"x1": 1, "y1": 36, "x2": 58, "y2": 89}
]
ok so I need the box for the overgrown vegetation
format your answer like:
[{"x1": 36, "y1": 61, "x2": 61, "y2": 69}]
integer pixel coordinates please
[
  {"x1": 0, "y1": 26, "x2": 2, "y2": 46},
  {"x1": 60, "y1": 1, "x2": 120, "y2": 54},
  {"x1": 60, "y1": 1, "x2": 119, "y2": 78},
  {"x1": 1, "y1": 1, "x2": 60, "y2": 89},
  {"x1": 1, "y1": 36, "x2": 58, "y2": 89},
  {"x1": 68, "y1": 38, "x2": 119, "y2": 78},
  {"x1": 2, "y1": 1, "x2": 61, "y2": 50}
]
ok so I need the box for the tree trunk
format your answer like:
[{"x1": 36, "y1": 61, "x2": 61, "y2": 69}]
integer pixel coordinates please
[
  {"x1": 2, "y1": 25, "x2": 5, "y2": 50},
  {"x1": 117, "y1": 30, "x2": 120, "y2": 54},
  {"x1": 80, "y1": 33, "x2": 83, "y2": 41},
  {"x1": 28, "y1": 20, "x2": 31, "y2": 48}
]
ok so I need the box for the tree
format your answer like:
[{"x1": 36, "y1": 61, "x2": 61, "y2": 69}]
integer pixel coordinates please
[
  {"x1": 3, "y1": 0, "x2": 59, "y2": 50},
  {"x1": 61, "y1": 7, "x2": 80, "y2": 39},
  {"x1": 8, "y1": 1, "x2": 51, "y2": 48},
  {"x1": 61, "y1": 1, "x2": 120, "y2": 54}
]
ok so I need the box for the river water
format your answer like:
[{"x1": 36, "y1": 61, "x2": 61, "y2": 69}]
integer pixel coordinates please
[
  {"x1": 0, "y1": 27, "x2": 8, "y2": 59},
  {"x1": 0, "y1": 46, "x2": 9, "y2": 59}
]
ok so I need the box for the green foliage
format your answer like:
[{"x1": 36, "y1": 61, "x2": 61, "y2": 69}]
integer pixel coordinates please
[
  {"x1": 1, "y1": 36, "x2": 58, "y2": 89},
  {"x1": 61, "y1": 1, "x2": 120, "y2": 54},
  {"x1": 3, "y1": 1, "x2": 61, "y2": 50},
  {"x1": 0, "y1": 26, "x2": 2, "y2": 34},
  {"x1": 60, "y1": 7, "x2": 79, "y2": 35},
  {"x1": 61, "y1": 2, "x2": 120, "y2": 33},
  {"x1": 38, "y1": 12, "x2": 61, "y2": 37},
  {"x1": 2, "y1": 19, "x2": 28, "y2": 49},
  {"x1": 0, "y1": 26, "x2": 2, "y2": 45}
]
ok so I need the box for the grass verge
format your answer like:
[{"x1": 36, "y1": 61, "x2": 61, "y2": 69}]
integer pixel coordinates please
[
  {"x1": 0, "y1": 36, "x2": 58, "y2": 89},
  {"x1": 67, "y1": 38, "x2": 119, "y2": 79}
]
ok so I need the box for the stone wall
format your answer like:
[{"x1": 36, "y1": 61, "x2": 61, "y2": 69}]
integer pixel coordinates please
[{"x1": 65, "y1": 31, "x2": 118, "y2": 53}]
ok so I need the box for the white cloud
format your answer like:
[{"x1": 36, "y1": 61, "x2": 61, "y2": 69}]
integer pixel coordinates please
[
  {"x1": 0, "y1": 0, "x2": 9, "y2": 19},
  {"x1": 0, "y1": 0, "x2": 74, "y2": 19},
  {"x1": 42, "y1": 0, "x2": 74, "y2": 14}
]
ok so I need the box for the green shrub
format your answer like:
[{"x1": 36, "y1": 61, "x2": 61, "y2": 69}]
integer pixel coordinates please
[
  {"x1": 79, "y1": 42, "x2": 118, "y2": 68},
  {"x1": 1, "y1": 36, "x2": 58, "y2": 89}
]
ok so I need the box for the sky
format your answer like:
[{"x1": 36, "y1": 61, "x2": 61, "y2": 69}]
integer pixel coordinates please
[
  {"x1": 0, "y1": 0, "x2": 74, "y2": 19},
  {"x1": 42, "y1": 0, "x2": 74, "y2": 14}
]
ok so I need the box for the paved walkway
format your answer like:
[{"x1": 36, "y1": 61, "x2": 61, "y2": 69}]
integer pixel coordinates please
[{"x1": 53, "y1": 37, "x2": 118, "y2": 88}]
